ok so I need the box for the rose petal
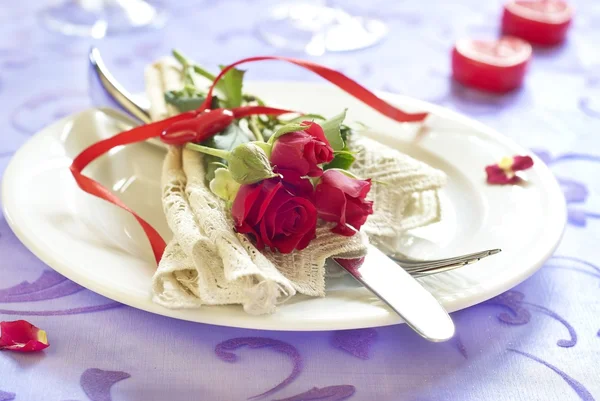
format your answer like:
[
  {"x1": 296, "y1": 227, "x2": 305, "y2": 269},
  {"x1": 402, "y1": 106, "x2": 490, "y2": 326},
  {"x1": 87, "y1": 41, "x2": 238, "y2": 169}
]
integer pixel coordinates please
[
  {"x1": 315, "y1": 184, "x2": 348, "y2": 226},
  {"x1": 321, "y1": 170, "x2": 371, "y2": 199},
  {"x1": 331, "y1": 223, "x2": 359, "y2": 236},
  {"x1": 272, "y1": 234, "x2": 303, "y2": 254},
  {"x1": 303, "y1": 141, "x2": 319, "y2": 165},
  {"x1": 302, "y1": 121, "x2": 329, "y2": 144},
  {"x1": 277, "y1": 202, "x2": 305, "y2": 235},
  {"x1": 232, "y1": 184, "x2": 263, "y2": 225},
  {"x1": 293, "y1": 197, "x2": 318, "y2": 250},
  {"x1": 0, "y1": 320, "x2": 49, "y2": 353},
  {"x1": 260, "y1": 186, "x2": 289, "y2": 248},
  {"x1": 485, "y1": 165, "x2": 520, "y2": 184},
  {"x1": 316, "y1": 145, "x2": 334, "y2": 165},
  {"x1": 486, "y1": 155, "x2": 533, "y2": 185},
  {"x1": 296, "y1": 225, "x2": 317, "y2": 251},
  {"x1": 256, "y1": 181, "x2": 284, "y2": 222},
  {"x1": 272, "y1": 196, "x2": 317, "y2": 253},
  {"x1": 236, "y1": 221, "x2": 264, "y2": 249},
  {"x1": 512, "y1": 155, "x2": 534, "y2": 171},
  {"x1": 271, "y1": 194, "x2": 296, "y2": 235},
  {"x1": 345, "y1": 197, "x2": 374, "y2": 231},
  {"x1": 278, "y1": 169, "x2": 315, "y2": 199},
  {"x1": 271, "y1": 133, "x2": 312, "y2": 176}
]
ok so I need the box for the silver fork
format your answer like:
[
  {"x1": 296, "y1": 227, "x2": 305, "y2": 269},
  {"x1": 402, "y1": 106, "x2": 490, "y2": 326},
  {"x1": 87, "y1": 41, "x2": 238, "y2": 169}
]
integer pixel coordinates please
[
  {"x1": 399, "y1": 249, "x2": 501, "y2": 278},
  {"x1": 88, "y1": 46, "x2": 502, "y2": 278}
]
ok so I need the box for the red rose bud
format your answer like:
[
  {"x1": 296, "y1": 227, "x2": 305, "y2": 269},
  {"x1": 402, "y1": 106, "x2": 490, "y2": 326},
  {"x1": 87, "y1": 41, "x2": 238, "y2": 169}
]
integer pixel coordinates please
[
  {"x1": 228, "y1": 143, "x2": 277, "y2": 185},
  {"x1": 161, "y1": 108, "x2": 235, "y2": 145},
  {"x1": 232, "y1": 179, "x2": 317, "y2": 253},
  {"x1": 486, "y1": 155, "x2": 534, "y2": 184},
  {"x1": 452, "y1": 37, "x2": 532, "y2": 93},
  {"x1": 502, "y1": 0, "x2": 573, "y2": 46},
  {"x1": 270, "y1": 122, "x2": 334, "y2": 177},
  {"x1": 315, "y1": 170, "x2": 374, "y2": 236},
  {"x1": 0, "y1": 320, "x2": 49, "y2": 352}
]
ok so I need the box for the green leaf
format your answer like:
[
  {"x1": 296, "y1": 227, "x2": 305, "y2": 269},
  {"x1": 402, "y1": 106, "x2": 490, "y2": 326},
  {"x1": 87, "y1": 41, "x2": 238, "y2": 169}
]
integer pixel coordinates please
[
  {"x1": 164, "y1": 89, "x2": 206, "y2": 112},
  {"x1": 268, "y1": 122, "x2": 309, "y2": 144},
  {"x1": 172, "y1": 49, "x2": 191, "y2": 70},
  {"x1": 203, "y1": 154, "x2": 223, "y2": 183},
  {"x1": 199, "y1": 124, "x2": 251, "y2": 184},
  {"x1": 219, "y1": 65, "x2": 245, "y2": 108},
  {"x1": 281, "y1": 114, "x2": 326, "y2": 124},
  {"x1": 324, "y1": 152, "x2": 356, "y2": 171},
  {"x1": 333, "y1": 150, "x2": 357, "y2": 156},
  {"x1": 320, "y1": 109, "x2": 347, "y2": 151},
  {"x1": 191, "y1": 64, "x2": 217, "y2": 82},
  {"x1": 209, "y1": 168, "x2": 241, "y2": 202},
  {"x1": 340, "y1": 124, "x2": 351, "y2": 143},
  {"x1": 171, "y1": 49, "x2": 229, "y2": 99},
  {"x1": 210, "y1": 123, "x2": 252, "y2": 151}
]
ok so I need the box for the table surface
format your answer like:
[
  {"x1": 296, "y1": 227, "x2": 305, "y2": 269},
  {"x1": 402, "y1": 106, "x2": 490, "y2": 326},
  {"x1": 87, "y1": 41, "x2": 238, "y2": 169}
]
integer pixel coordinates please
[{"x1": 1, "y1": 1, "x2": 599, "y2": 400}]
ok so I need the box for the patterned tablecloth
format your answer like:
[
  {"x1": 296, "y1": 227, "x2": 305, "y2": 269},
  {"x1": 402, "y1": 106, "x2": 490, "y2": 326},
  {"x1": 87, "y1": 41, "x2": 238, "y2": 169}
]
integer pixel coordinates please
[{"x1": 1, "y1": 1, "x2": 599, "y2": 400}]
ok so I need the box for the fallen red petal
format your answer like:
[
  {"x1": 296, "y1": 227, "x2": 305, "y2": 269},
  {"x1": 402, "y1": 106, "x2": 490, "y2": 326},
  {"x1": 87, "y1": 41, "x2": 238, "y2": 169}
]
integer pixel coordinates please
[
  {"x1": 485, "y1": 165, "x2": 519, "y2": 184},
  {"x1": 0, "y1": 320, "x2": 49, "y2": 353},
  {"x1": 485, "y1": 154, "x2": 533, "y2": 185},
  {"x1": 512, "y1": 155, "x2": 534, "y2": 171}
]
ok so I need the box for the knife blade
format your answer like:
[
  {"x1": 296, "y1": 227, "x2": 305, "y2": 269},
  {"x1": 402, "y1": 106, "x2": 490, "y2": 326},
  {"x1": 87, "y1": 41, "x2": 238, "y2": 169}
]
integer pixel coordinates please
[{"x1": 334, "y1": 244, "x2": 455, "y2": 342}]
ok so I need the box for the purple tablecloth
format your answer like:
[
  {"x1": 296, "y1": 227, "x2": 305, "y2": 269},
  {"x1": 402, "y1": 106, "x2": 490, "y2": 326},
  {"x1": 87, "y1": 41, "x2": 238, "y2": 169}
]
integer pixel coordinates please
[{"x1": 1, "y1": 1, "x2": 599, "y2": 400}]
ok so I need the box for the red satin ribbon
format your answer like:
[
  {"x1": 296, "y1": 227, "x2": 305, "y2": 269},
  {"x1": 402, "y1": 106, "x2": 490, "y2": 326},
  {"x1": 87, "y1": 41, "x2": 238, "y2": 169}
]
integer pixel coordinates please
[
  {"x1": 200, "y1": 56, "x2": 429, "y2": 122},
  {"x1": 231, "y1": 106, "x2": 293, "y2": 119},
  {"x1": 70, "y1": 112, "x2": 194, "y2": 263},
  {"x1": 71, "y1": 56, "x2": 428, "y2": 266}
]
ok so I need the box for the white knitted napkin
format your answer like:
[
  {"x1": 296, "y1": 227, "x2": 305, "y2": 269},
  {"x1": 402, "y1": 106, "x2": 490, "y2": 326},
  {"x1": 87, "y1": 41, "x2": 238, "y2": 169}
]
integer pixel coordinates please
[{"x1": 146, "y1": 58, "x2": 447, "y2": 314}]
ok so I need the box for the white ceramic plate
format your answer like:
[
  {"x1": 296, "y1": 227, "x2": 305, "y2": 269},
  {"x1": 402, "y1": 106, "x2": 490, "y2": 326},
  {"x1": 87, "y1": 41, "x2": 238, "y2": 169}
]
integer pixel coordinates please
[{"x1": 2, "y1": 82, "x2": 566, "y2": 331}]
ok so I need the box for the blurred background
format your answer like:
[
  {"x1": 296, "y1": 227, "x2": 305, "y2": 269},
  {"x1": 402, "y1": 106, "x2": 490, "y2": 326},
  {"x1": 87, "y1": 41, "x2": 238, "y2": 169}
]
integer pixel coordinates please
[{"x1": 1, "y1": 0, "x2": 597, "y2": 157}]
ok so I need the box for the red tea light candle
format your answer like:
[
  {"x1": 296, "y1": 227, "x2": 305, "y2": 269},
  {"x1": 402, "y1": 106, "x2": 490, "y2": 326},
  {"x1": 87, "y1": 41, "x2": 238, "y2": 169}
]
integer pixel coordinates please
[
  {"x1": 502, "y1": 0, "x2": 573, "y2": 46},
  {"x1": 451, "y1": 37, "x2": 532, "y2": 93}
]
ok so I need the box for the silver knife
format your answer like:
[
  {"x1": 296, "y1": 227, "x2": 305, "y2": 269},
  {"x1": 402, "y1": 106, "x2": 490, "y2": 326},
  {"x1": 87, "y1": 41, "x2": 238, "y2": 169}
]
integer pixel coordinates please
[
  {"x1": 334, "y1": 244, "x2": 455, "y2": 342},
  {"x1": 89, "y1": 48, "x2": 456, "y2": 342}
]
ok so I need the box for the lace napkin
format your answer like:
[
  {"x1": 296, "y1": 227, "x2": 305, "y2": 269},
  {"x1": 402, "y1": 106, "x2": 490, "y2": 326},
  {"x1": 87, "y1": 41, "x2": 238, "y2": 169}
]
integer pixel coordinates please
[{"x1": 147, "y1": 58, "x2": 447, "y2": 314}]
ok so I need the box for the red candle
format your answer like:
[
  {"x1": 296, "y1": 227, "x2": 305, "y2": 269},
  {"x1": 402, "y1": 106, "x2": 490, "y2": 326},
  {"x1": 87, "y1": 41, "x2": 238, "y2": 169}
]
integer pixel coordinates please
[
  {"x1": 502, "y1": 0, "x2": 573, "y2": 46},
  {"x1": 451, "y1": 37, "x2": 532, "y2": 93}
]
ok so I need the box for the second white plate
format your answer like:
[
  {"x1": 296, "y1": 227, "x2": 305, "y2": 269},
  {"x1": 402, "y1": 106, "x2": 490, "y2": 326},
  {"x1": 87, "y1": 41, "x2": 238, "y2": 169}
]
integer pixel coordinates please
[{"x1": 2, "y1": 82, "x2": 566, "y2": 331}]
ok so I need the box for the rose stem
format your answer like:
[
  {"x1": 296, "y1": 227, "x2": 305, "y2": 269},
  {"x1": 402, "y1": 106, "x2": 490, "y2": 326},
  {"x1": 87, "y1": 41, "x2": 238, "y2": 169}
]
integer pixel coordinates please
[
  {"x1": 249, "y1": 116, "x2": 264, "y2": 142},
  {"x1": 185, "y1": 143, "x2": 230, "y2": 160}
]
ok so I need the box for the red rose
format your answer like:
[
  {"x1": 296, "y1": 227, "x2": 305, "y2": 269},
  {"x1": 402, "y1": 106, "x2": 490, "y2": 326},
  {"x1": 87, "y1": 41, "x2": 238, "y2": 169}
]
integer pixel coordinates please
[
  {"x1": 232, "y1": 178, "x2": 317, "y2": 253},
  {"x1": 270, "y1": 122, "x2": 334, "y2": 177},
  {"x1": 315, "y1": 170, "x2": 374, "y2": 236}
]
